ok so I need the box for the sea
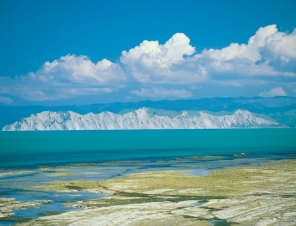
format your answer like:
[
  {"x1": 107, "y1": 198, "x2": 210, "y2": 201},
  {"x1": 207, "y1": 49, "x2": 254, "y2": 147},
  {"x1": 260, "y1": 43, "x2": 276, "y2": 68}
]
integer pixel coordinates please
[{"x1": 0, "y1": 129, "x2": 296, "y2": 225}]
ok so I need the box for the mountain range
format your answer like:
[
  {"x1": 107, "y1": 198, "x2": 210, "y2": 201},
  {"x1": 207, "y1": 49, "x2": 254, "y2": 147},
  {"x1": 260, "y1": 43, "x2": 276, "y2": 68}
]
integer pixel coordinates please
[
  {"x1": 1, "y1": 96, "x2": 296, "y2": 130},
  {"x1": 2, "y1": 108, "x2": 281, "y2": 131}
]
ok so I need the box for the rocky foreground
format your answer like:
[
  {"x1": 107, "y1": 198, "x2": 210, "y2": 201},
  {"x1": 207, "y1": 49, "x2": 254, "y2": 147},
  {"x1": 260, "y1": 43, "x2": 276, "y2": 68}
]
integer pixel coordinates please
[{"x1": 14, "y1": 160, "x2": 296, "y2": 226}]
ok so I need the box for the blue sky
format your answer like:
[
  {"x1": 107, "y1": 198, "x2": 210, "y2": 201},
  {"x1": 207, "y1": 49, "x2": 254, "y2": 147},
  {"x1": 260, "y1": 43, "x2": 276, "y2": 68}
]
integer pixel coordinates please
[{"x1": 0, "y1": 0, "x2": 296, "y2": 106}]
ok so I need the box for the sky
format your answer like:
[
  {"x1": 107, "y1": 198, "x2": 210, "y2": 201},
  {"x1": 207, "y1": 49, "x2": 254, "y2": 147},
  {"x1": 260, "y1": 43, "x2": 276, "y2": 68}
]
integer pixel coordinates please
[{"x1": 0, "y1": 0, "x2": 296, "y2": 106}]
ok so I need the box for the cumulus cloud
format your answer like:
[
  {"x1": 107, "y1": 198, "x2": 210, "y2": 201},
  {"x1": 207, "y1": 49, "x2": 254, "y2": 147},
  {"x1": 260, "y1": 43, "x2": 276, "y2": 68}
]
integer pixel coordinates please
[
  {"x1": 204, "y1": 25, "x2": 278, "y2": 63},
  {"x1": 121, "y1": 25, "x2": 296, "y2": 86},
  {"x1": 120, "y1": 33, "x2": 207, "y2": 84},
  {"x1": 264, "y1": 27, "x2": 296, "y2": 59},
  {"x1": 198, "y1": 25, "x2": 296, "y2": 77},
  {"x1": 36, "y1": 55, "x2": 126, "y2": 84},
  {"x1": 1, "y1": 25, "x2": 296, "y2": 103},
  {"x1": 131, "y1": 87, "x2": 192, "y2": 98},
  {"x1": 259, "y1": 87, "x2": 287, "y2": 97},
  {"x1": 0, "y1": 55, "x2": 126, "y2": 101},
  {"x1": 0, "y1": 96, "x2": 13, "y2": 104}
]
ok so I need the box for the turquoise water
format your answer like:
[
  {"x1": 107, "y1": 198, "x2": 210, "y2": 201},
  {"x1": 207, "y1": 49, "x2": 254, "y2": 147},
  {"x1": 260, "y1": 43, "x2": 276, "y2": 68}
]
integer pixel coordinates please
[
  {"x1": 1, "y1": 129, "x2": 296, "y2": 168},
  {"x1": 0, "y1": 129, "x2": 296, "y2": 225}
]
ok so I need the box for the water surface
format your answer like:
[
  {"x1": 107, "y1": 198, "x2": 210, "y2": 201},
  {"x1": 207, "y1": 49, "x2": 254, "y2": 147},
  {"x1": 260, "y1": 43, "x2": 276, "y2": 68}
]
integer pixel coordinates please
[{"x1": 1, "y1": 129, "x2": 295, "y2": 169}]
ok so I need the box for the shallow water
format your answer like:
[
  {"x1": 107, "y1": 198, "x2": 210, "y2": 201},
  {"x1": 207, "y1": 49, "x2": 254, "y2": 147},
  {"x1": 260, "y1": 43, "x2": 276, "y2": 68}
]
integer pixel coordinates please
[
  {"x1": 209, "y1": 219, "x2": 231, "y2": 226},
  {"x1": 1, "y1": 153, "x2": 295, "y2": 225},
  {"x1": 186, "y1": 169, "x2": 210, "y2": 176},
  {"x1": 11, "y1": 190, "x2": 103, "y2": 219},
  {"x1": 192, "y1": 201, "x2": 206, "y2": 206},
  {"x1": 0, "y1": 129, "x2": 296, "y2": 225}
]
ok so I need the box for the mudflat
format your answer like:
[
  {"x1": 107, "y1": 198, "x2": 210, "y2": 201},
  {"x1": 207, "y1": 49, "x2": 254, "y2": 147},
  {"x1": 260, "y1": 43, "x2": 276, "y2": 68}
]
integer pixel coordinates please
[{"x1": 19, "y1": 160, "x2": 296, "y2": 225}]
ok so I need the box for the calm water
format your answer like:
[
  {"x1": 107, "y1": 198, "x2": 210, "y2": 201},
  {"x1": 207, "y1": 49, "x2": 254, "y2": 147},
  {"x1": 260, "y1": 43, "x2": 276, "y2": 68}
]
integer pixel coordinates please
[
  {"x1": 1, "y1": 129, "x2": 296, "y2": 169},
  {"x1": 0, "y1": 129, "x2": 296, "y2": 225}
]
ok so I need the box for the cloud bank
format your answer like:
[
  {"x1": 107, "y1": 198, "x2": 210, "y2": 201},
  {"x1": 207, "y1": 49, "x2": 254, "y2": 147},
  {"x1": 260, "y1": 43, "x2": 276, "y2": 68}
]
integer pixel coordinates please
[
  {"x1": 0, "y1": 24, "x2": 295, "y2": 104},
  {"x1": 259, "y1": 87, "x2": 287, "y2": 97},
  {"x1": 0, "y1": 55, "x2": 126, "y2": 101}
]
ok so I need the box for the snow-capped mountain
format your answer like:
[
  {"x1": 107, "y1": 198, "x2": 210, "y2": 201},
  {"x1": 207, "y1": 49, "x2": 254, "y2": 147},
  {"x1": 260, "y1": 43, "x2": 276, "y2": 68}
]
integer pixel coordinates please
[{"x1": 2, "y1": 108, "x2": 280, "y2": 131}]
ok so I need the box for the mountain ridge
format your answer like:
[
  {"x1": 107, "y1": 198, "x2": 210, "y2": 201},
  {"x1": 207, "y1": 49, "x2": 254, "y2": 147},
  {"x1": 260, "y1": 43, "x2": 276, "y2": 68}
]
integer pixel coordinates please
[
  {"x1": 2, "y1": 108, "x2": 281, "y2": 131},
  {"x1": 1, "y1": 96, "x2": 296, "y2": 128}
]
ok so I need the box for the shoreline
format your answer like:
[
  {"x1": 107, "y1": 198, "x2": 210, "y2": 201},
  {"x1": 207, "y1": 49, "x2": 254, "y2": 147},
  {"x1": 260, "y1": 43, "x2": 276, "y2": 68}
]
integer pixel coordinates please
[{"x1": 1, "y1": 157, "x2": 295, "y2": 225}]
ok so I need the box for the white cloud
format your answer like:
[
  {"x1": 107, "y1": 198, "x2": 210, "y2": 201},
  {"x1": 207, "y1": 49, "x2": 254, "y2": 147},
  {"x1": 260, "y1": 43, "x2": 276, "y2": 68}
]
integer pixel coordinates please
[
  {"x1": 131, "y1": 87, "x2": 192, "y2": 98},
  {"x1": 1, "y1": 25, "x2": 296, "y2": 103},
  {"x1": 35, "y1": 55, "x2": 126, "y2": 85},
  {"x1": 121, "y1": 33, "x2": 195, "y2": 68},
  {"x1": 0, "y1": 96, "x2": 13, "y2": 104},
  {"x1": 264, "y1": 27, "x2": 296, "y2": 59},
  {"x1": 204, "y1": 25, "x2": 278, "y2": 63},
  {"x1": 120, "y1": 33, "x2": 207, "y2": 84},
  {"x1": 195, "y1": 25, "x2": 296, "y2": 77},
  {"x1": 121, "y1": 25, "x2": 296, "y2": 86},
  {"x1": 0, "y1": 55, "x2": 126, "y2": 101},
  {"x1": 259, "y1": 87, "x2": 287, "y2": 97}
]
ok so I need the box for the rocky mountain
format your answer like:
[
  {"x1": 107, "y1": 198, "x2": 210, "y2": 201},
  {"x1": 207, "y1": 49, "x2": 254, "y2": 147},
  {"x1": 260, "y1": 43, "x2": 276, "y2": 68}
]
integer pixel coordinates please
[
  {"x1": 2, "y1": 108, "x2": 281, "y2": 131},
  {"x1": 1, "y1": 97, "x2": 296, "y2": 129}
]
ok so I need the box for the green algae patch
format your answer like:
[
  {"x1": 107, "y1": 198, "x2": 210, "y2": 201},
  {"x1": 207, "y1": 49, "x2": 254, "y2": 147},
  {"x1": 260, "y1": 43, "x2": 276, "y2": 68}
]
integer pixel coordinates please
[
  {"x1": 65, "y1": 185, "x2": 83, "y2": 190},
  {"x1": 65, "y1": 191, "x2": 222, "y2": 209},
  {"x1": 39, "y1": 166, "x2": 70, "y2": 171},
  {"x1": 0, "y1": 216, "x2": 33, "y2": 223},
  {"x1": 36, "y1": 180, "x2": 108, "y2": 194},
  {"x1": 40, "y1": 211, "x2": 62, "y2": 216}
]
